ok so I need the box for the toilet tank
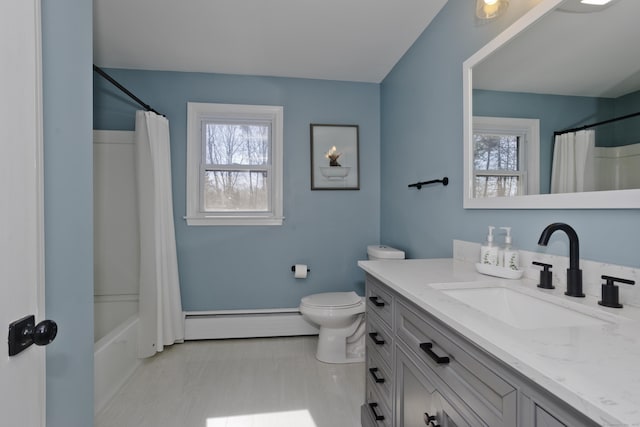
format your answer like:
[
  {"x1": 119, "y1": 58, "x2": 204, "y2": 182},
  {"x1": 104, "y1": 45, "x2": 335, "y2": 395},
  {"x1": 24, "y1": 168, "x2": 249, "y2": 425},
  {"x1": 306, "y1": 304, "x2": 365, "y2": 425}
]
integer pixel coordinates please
[{"x1": 367, "y1": 245, "x2": 405, "y2": 260}]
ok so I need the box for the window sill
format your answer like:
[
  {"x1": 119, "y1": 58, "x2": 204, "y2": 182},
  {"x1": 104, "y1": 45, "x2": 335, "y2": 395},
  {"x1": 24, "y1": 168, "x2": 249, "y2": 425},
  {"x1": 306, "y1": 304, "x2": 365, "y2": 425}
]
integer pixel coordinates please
[{"x1": 184, "y1": 216, "x2": 284, "y2": 226}]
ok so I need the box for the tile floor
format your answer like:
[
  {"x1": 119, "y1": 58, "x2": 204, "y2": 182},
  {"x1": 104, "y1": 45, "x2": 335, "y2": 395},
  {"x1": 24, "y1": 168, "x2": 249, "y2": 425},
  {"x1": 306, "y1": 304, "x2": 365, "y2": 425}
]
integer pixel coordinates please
[{"x1": 95, "y1": 336, "x2": 364, "y2": 427}]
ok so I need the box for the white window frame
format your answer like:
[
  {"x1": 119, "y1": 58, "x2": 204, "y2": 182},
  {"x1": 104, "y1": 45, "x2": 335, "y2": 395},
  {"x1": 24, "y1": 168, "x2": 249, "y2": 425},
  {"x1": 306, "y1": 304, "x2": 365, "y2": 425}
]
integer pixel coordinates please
[
  {"x1": 472, "y1": 116, "x2": 540, "y2": 197},
  {"x1": 186, "y1": 102, "x2": 284, "y2": 226}
]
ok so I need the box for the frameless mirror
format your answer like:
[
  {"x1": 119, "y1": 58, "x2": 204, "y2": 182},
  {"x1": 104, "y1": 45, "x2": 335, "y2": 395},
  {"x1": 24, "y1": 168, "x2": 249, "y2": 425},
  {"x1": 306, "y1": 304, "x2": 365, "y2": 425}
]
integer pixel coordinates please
[{"x1": 463, "y1": 0, "x2": 640, "y2": 208}]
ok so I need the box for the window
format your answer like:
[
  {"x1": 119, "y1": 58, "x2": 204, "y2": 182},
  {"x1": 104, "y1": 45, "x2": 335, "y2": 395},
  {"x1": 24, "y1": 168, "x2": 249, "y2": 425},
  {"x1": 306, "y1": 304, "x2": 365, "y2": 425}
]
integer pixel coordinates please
[
  {"x1": 186, "y1": 102, "x2": 283, "y2": 225},
  {"x1": 473, "y1": 117, "x2": 539, "y2": 198}
]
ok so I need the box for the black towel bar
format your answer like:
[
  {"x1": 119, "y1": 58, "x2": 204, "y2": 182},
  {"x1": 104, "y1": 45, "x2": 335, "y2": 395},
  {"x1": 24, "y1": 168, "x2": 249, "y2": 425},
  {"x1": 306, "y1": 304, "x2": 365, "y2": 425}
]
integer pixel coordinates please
[{"x1": 408, "y1": 177, "x2": 449, "y2": 189}]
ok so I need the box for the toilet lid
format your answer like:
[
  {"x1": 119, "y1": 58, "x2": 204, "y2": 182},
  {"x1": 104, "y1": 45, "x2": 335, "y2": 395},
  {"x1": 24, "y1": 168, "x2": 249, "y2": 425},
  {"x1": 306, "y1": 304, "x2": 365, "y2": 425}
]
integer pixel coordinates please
[{"x1": 301, "y1": 291, "x2": 362, "y2": 308}]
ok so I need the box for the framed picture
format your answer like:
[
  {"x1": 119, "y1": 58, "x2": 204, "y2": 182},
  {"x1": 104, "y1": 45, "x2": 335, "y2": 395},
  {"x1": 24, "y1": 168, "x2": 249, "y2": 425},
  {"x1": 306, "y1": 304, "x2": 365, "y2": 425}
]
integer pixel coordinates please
[{"x1": 310, "y1": 124, "x2": 360, "y2": 190}]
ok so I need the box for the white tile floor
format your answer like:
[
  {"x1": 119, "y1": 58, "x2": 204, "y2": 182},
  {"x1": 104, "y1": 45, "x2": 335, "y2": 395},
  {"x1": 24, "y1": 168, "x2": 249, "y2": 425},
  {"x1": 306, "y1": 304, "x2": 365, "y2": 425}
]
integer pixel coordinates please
[{"x1": 95, "y1": 336, "x2": 364, "y2": 427}]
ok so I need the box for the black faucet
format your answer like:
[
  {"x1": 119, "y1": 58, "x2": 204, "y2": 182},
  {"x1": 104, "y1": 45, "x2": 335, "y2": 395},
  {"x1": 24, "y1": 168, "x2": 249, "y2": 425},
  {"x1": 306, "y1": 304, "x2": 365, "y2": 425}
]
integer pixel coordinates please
[{"x1": 537, "y1": 223, "x2": 585, "y2": 297}]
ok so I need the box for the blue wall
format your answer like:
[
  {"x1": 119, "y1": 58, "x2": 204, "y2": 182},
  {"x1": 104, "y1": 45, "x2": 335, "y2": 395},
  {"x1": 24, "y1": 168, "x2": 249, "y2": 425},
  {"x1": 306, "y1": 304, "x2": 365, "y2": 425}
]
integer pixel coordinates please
[
  {"x1": 380, "y1": 0, "x2": 640, "y2": 267},
  {"x1": 94, "y1": 71, "x2": 380, "y2": 310},
  {"x1": 614, "y1": 90, "x2": 640, "y2": 145},
  {"x1": 42, "y1": 0, "x2": 94, "y2": 425}
]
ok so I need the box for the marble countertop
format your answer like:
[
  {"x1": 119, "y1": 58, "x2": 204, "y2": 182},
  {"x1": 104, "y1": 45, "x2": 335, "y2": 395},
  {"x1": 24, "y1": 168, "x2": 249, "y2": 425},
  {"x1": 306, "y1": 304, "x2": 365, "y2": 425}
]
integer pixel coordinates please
[{"x1": 358, "y1": 258, "x2": 640, "y2": 427}]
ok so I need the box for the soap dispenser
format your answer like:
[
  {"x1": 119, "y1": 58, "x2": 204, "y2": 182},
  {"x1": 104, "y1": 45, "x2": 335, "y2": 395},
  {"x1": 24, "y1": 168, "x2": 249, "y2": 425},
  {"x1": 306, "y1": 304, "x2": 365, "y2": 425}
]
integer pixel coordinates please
[
  {"x1": 500, "y1": 227, "x2": 520, "y2": 270},
  {"x1": 480, "y1": 226, "x2": 499, "y2": 266}
]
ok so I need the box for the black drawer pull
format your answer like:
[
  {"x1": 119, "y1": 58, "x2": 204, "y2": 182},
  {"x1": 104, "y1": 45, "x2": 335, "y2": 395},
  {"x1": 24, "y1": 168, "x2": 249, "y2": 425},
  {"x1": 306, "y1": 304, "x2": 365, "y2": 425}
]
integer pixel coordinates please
[
  {"x1": 368, "y1": 296, "x2": 385, "y2": 307},
  {"x1": 368, "y1": 402, "x2": 385, "y2": 421},
  {"x1": 424, "y1": 412, "x2": 440, "y2": 426},
  {"x1": 369, "y1": 332, "x2": 385, "y2": 345},
  {"x1": 419, "y1": 342, "x2": 450, "y2": 364},
  {"x1": 369, "y1": 367, "x2": 385, "y2": 383}
]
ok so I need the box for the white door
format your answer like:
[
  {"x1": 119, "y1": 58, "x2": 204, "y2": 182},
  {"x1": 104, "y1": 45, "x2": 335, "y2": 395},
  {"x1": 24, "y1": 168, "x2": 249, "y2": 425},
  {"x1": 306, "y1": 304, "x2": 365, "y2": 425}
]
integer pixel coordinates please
[{"x1": 0, "y1": 0, "x2": 47, "y2": 426}]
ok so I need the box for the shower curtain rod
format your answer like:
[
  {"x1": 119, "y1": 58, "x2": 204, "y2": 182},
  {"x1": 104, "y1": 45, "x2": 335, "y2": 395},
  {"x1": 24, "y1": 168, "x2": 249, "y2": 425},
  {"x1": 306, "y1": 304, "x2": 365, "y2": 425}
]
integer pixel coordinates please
[
  {"x1": 93, "y1": 64, "x2": 164, "y2": 117},
  {"x1": 554, "y1": 110, "x2": 640, "y2": 136}
]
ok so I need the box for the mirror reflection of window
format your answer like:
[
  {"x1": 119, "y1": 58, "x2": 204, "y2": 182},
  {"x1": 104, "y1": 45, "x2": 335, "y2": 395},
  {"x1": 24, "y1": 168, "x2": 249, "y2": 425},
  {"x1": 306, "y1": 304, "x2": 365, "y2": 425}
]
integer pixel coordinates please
[
  {"x1": 473, "y1": 132, "x2": 522, "y2": 197},
  {"x1": 472, "y1": 117, "x2": 540, "y2": 198}
]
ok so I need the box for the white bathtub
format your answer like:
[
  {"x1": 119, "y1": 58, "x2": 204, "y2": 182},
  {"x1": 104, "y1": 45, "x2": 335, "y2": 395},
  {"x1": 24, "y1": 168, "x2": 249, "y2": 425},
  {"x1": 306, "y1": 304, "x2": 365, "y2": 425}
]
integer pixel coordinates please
[{"x1": 94, "y1": 315, "x2": 140, "y2": 415}]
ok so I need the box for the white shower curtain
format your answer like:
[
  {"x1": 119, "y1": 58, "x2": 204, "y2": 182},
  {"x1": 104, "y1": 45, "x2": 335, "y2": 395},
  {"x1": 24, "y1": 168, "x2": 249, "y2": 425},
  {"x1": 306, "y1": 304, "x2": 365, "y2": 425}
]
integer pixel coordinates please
[
  {"x1": 550, "y1": 129, "x2": 595, "y2": 193},
  {"x1": 135, "y1": 111, "x2": 184, "y2": 358}
]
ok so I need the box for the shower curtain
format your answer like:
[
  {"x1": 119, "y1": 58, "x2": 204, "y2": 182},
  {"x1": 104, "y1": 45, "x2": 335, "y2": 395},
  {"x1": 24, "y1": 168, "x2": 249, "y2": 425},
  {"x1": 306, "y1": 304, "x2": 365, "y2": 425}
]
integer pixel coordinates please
[
  {"x1": 135, "y1": 111, "x2": 184, "y2": 358},
  {"x1": 550, "y1": 129, "x2": 595, "y2": 193}
]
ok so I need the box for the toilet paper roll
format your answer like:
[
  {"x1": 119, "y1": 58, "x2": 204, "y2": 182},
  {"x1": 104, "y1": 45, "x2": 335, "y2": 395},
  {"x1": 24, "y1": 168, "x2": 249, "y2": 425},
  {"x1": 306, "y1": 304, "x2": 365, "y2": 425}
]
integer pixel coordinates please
[{"x1": 294, "y1": 264, "x2": 308, "y2": 279}]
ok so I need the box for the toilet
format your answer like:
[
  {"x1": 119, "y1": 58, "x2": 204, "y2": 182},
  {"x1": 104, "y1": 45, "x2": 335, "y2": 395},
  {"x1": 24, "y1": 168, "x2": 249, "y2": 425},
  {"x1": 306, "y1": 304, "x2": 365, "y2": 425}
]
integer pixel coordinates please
[{"x1": 299, "y1": 245, "x2": 405, "y2": 363}]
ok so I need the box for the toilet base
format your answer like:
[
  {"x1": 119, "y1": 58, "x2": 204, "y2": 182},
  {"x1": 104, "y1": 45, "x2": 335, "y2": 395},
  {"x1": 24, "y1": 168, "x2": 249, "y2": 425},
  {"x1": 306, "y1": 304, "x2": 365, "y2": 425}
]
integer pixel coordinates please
[{"x1": 315, "y1": 317, "x2": 365, "y2": 364}]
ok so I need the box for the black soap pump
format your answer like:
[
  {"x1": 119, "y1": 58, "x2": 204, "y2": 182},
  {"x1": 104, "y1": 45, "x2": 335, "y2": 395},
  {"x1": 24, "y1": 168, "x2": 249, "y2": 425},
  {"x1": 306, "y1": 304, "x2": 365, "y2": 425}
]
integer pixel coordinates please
[{"x1": 598, "y1": 275, "x2": 635, "y2": 309}]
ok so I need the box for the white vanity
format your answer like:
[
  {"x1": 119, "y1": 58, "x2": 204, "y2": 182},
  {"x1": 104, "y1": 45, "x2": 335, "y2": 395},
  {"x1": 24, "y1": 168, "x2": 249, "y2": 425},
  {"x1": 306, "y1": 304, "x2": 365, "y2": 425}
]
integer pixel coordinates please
[{"x1": 359, "y1": 246, "x2": 640, "y2": 427}]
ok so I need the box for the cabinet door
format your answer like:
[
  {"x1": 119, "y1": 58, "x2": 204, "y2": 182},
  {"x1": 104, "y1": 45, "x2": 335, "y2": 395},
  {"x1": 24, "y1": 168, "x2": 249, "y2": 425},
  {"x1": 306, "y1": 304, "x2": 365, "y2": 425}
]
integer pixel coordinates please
[
  {"x1": 396, "y1": 346, "x2": 483, "y2": 427},
  {"x1": 534, "y1": 405, "x2": 566, "y2": 427}
]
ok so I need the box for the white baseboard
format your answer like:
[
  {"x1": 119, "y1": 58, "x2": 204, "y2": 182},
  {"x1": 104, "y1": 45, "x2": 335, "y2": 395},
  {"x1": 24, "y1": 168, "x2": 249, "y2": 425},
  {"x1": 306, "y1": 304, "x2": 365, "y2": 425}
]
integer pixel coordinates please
[{"x1": 184, "y1": 309, "x2": 319, "y2": 340}]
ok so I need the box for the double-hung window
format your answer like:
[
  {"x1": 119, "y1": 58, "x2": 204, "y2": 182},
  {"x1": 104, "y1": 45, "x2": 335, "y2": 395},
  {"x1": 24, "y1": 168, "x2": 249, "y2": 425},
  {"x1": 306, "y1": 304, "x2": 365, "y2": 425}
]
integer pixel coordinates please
[
  {"x1": 472, "y1": 116, "x2": 539, "y2": 198},
  {"x1": 186, "y1": 102, "x2": 283, "y2": 225}
]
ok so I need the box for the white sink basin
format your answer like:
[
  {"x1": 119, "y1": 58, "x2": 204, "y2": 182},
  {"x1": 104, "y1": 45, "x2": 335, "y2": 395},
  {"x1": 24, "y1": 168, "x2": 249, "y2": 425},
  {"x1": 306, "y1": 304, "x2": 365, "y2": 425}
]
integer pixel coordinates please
[{"x1": 434, "y1": 285, "x2": 610, "y2": 330}]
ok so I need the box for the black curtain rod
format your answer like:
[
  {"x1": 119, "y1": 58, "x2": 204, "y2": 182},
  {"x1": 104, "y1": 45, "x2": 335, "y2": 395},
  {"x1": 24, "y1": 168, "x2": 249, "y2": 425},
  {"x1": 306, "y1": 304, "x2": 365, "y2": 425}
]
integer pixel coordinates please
[
  {"x1": 93, "y1": 64, "x2": 164, "y2": 117},
  {"x1": 554, "y1": 110, "x2": 640, "y2": 136}
]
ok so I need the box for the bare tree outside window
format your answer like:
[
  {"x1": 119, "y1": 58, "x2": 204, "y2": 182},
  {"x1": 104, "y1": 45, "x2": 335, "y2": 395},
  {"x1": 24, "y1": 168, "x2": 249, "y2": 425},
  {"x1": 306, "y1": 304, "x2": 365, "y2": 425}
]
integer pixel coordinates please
[
  {"x1": 473, "y1": 133, "x2": 521, "y2": 197},
  {"x1": 203, "y1": 123, "x2": 271, "y2": 211}
]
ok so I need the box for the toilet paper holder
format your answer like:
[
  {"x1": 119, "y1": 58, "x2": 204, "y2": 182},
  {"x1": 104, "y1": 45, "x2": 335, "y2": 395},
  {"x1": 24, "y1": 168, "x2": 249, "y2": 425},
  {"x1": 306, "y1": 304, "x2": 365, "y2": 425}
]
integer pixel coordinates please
[{"x1": 291, "y1": 265, "x2": 310, "y2": 273}]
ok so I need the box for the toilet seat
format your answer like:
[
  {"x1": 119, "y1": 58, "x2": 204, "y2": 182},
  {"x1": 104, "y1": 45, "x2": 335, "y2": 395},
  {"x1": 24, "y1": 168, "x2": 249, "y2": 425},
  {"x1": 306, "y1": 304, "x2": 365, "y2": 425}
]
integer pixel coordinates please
[{"x1": 300, "y1": 291, "x2": 363, "y2": 309}]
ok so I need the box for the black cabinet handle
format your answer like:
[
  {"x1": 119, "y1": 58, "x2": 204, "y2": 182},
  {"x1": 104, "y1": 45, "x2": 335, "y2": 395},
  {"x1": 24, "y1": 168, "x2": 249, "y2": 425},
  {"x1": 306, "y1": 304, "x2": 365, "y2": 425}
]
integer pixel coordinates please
[
  {"x1": 369, "y1": 367, "x2": 385, "y2": 383},
  {"x1": 424, "y1": 412, "x2": 440, "y2": 426},
  {"x1": 368, "y1": 402, "x2": 385, "y2": 421},
  {"x1": 419, "y1": 342, "x2": 450, "y2": 364},
  {"x1": 368, "y1": 296, "x2": 385, "y2": 307},
  {"x1": 369, "y1": 332, "x2": 385, "y2": 345}
]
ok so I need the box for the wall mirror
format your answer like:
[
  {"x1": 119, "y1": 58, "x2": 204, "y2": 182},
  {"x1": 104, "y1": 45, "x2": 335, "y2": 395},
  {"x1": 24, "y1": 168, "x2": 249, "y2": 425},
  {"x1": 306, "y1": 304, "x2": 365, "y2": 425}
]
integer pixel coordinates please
[{"x1": 463, "y1": 0, "x2": 640, "y2": 208}]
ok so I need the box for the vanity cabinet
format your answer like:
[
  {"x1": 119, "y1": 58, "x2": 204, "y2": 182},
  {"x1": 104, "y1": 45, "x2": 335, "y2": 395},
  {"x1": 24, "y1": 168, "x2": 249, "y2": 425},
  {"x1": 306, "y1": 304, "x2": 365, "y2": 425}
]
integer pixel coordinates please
[
  {"x1": 363, "y1": 276, "x2": 395, "y2": 427},
  {"x1": 361, "y1": 273, "x2": 600, "y2": 427}
]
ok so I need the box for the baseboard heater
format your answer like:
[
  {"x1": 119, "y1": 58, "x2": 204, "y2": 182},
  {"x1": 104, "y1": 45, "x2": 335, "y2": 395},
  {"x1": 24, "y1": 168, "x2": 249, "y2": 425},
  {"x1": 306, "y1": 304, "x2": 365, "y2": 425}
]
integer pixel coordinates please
[{"x1": 184, "y1": 308, "x2": 319, "y2": 340}]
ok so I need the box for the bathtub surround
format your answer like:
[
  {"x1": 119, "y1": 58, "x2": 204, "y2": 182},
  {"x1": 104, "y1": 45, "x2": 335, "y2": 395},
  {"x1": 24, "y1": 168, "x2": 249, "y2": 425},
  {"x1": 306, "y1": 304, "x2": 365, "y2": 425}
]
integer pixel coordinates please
[{"x1": 93, "y1": 130, "x2": 139, "y2": 342}]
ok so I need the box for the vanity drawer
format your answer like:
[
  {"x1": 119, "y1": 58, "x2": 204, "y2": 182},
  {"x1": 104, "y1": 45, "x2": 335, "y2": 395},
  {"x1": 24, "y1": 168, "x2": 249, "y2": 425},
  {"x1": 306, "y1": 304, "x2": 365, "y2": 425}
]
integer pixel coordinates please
[
  {"x1": 364, "y1": 378, "x2": 392, "y2": 427},
  {"x1": 366, "y1": 342, "x2": 393, "y2": 409},
  {"x1": 366, "y1": 275, "x2": 393, "y2": 328},
  {"x1": 366, "y1": 311, "x2": 393, "y2": 364},
  {"x1": 396, "y1": 299, "x2": 517, "y2": 427}
]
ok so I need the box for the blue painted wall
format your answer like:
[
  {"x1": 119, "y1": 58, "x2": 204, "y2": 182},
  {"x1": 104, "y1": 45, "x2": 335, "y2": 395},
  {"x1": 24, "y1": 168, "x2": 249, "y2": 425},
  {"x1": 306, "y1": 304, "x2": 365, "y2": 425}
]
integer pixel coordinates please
[
  {"x1": 613, "y1": 90, "x2": 640, "y2": 145},
  {"x1": 94, "y1": 71, "x2": 380, "y2": 310},
  {"x1": 380, "y1": 0, "x2": 640, "y2": 267},
  {"x1": 42, "y1": 0, "x2": 94, "y2": 426}
]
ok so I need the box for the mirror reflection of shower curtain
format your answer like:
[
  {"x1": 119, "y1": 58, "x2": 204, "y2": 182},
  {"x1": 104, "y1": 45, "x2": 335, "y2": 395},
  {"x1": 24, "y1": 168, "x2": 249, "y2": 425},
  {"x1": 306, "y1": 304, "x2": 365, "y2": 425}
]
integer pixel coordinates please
[
  {"x1": 135, "y1": 111, "x2": 184, "y2": 358},
  {"x1": 550, "y1": 130, "x2": 596, "y2": 193}
]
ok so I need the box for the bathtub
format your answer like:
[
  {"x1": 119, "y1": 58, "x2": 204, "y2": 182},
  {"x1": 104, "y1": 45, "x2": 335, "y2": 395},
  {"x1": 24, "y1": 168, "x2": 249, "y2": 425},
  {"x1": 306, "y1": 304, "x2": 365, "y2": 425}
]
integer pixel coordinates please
[{"x1": 94, "y1": 315, "x2": 140, "y2": 414}]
